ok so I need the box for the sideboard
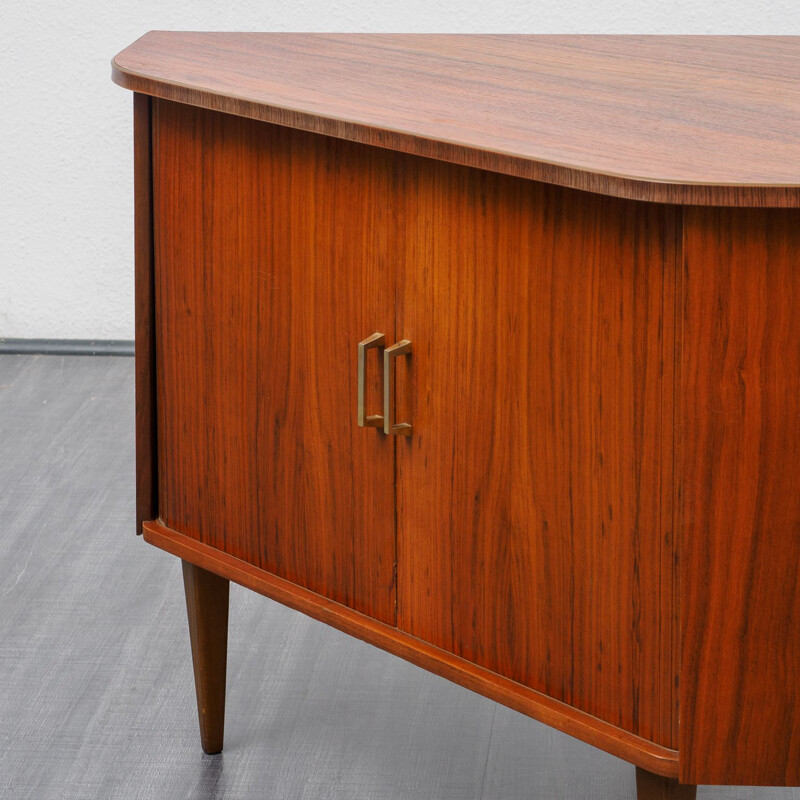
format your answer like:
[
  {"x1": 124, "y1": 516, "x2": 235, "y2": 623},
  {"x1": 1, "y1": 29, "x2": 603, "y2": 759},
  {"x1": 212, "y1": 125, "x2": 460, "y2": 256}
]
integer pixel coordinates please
[{"x1": 112, "y1": 33, "x2": 800, "y2": 799}]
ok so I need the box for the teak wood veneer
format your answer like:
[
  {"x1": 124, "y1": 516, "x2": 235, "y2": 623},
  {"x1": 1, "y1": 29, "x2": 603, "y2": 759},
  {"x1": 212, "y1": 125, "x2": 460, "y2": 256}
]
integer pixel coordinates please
[{"x1": 113, "y1": 33, "x2": 800, "y2": 798}]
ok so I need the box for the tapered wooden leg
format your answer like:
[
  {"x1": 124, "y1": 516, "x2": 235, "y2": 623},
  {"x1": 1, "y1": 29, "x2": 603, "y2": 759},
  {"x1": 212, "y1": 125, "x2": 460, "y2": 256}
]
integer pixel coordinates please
[
  {"x1": 182, "y1": 559, "x2": 229, "y2": 754},
  {"x1": 636, "y1": 767, "x2": 696, "y2": 800}
]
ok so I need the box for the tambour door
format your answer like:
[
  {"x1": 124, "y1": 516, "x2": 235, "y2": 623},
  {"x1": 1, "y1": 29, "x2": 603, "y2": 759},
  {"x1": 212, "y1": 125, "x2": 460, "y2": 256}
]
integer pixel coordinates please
[
  {"x1": 152, "y1": 100, "x2": 397, "y2": 624},
  {"x1": 394, "y1": 159, "x2": 681, "y2": 748}
]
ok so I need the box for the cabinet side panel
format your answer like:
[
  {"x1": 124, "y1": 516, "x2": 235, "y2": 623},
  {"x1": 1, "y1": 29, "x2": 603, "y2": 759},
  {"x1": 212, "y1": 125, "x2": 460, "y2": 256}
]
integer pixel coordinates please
[
  {"x1": 152, "y1": 100, "x2": 397, "y2": 624},
  {"x1": 680, "y1": 208, "x2": 800, "y2": 785},
  {"x1": 134, "y1": 92, "x2": 157, "y2": 533},
  {"x1": 397, "y1": 166, "x2": 679, "y2": 747}
]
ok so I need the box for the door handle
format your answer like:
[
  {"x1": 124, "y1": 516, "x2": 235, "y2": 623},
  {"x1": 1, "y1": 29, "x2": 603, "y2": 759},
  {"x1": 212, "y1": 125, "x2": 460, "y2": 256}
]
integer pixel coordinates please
[
  {"x1": 357, "y1": 332, "x2": 386, "y2": 427},
  {"x1": 384, "y1": 339, "x2": 412, "y2": 436}
]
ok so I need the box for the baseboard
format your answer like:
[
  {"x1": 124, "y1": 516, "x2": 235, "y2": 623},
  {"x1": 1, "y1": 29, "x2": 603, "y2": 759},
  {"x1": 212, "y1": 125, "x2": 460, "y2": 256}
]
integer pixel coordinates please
[{"x1": 0, "y1": 338, "x2": 135, "y2": 356}]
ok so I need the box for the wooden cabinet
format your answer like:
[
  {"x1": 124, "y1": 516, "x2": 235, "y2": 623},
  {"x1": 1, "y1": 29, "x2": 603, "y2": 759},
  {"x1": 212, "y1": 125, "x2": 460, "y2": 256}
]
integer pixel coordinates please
[{"x1": 113, "y1": 33, "x2": 800, "y2": 798}]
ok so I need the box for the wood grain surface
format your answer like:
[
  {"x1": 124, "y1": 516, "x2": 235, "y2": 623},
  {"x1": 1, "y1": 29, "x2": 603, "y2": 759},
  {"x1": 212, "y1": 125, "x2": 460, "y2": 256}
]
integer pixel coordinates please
[
  {"x1": 130, "y1": 51, "x2": 800, "y2": 785},
  {"x1": 395, "y1": 164, "x2": 679, "y2": 748},
  {"x1": 113, "y1": 33, "x2": 800, "y2": 208},
  {"x1": 148, "y1": 97, "x2": 683, "y2": 766},
  {"x1": 152, "y1": 100, "x2": 396, "y2": 624},
  {"x1": 182, "y1": 560, "x2": 229, "y2": 754},
  {"x1": 143, "y1": 520, "x2": 680, "y2": 777},
  {"x1": 680, "y1": 207, "x2": 800, "y2": 785},
  {"x1": 133, "y1": 92, "x2": 157, "y2": 534}
]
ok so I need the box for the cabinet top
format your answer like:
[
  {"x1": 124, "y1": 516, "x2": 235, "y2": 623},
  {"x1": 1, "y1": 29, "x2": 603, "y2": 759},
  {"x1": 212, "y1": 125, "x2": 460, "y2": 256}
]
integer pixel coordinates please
[{"x1": 113, "y1": 32, "x2": 800, "y2": 207}]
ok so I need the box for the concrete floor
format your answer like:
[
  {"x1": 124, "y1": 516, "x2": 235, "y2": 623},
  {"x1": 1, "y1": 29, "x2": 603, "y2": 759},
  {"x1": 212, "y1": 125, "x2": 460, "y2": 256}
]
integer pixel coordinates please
[{"x1": 0, "y1": 354, "x2": 797, "y2": 800}]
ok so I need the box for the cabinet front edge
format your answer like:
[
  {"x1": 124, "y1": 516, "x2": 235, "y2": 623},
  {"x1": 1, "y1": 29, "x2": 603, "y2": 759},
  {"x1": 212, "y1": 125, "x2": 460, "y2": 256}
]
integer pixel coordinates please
[
  {"x1": 133, "y1": 92, "x2": 158, "y2": 534},
  {"x1": 112, "y1": 70, "x2": 799, "y2": 210}
]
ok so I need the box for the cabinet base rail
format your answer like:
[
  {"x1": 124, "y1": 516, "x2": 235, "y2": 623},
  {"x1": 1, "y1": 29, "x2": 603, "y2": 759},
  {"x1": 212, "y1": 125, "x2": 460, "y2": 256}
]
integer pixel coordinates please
[{"x1": 143, "y1": 520, "x2": 679, "y2": 777}]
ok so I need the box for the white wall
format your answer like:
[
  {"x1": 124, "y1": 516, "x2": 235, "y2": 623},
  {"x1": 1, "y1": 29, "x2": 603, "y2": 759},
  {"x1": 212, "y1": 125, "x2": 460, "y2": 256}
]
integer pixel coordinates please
[{"x1": 1, "y1": 2, "x2": 798, "y2": 340}]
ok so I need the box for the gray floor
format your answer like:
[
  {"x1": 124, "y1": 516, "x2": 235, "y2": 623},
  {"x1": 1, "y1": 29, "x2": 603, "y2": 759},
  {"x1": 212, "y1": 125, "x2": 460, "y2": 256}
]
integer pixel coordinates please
[{"x1": 0, "y1": 355, "x2": 797, "y2": 800}]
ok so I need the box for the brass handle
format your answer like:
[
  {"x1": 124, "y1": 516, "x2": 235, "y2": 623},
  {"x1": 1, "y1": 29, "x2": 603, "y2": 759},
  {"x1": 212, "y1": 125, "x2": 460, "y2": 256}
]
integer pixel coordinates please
[
  {"x1": 358, "y1": 332, "x2": 386, "y2": 427},
  {"x1": 384, "y1": 339, "x2": 412, "y2": 436}
]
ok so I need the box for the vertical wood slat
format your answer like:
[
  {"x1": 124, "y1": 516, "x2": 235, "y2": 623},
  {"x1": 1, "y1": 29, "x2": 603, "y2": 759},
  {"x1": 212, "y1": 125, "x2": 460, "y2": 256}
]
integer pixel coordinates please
[
  {"x1": 133, "y1": 92, "x2": 158, "y2": 533},
  {"x1": 662, "y1": 210, "x2": 682, "y2": 752}
]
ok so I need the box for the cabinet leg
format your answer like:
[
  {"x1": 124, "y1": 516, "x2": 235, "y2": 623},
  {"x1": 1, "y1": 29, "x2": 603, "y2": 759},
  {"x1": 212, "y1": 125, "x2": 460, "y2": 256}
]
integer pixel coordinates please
[
  {"x1": 635, "y1": 767, "x2": 696, "y2": 800},
  {"x1": 182, "y1": 559, "x2": 229, "y2": 754}
]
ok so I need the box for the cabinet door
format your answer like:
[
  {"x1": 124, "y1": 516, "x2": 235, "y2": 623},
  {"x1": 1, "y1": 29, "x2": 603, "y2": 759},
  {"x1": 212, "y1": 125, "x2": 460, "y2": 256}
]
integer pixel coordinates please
[
  {"x1": 396, "y1": 160, "x2": 679, "y2": 747},
  {"x1": 152, "y1": 100, "x2": 396, "y2": 624}
]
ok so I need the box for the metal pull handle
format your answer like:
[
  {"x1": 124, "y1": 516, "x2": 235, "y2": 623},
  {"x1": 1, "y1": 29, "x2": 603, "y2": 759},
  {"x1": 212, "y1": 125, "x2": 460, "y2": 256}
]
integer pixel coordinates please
[
  {"x1": 358, "y1": 332, "x2": 386, "y2": 427},
  {"x1": 384, "y1": 339, "x2": 412, "y2": 436}
]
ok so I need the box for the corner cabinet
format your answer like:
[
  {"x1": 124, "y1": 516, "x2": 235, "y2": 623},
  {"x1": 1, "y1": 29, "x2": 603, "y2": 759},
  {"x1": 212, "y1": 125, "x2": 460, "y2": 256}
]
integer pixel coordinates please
[{"x1": 112, "y1": 33, "x2": 800, "y2": 798}]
